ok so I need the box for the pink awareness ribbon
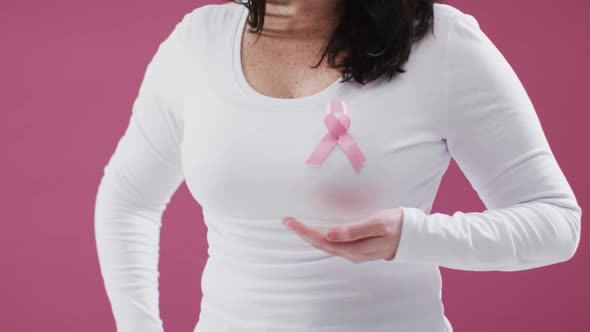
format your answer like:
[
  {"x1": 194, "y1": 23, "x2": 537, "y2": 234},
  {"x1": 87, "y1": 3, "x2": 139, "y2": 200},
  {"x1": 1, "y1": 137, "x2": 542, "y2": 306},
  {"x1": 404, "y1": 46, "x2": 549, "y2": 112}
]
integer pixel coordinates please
[{"x1": 304, "y1": 99, "x2": 366, "y2": 173}]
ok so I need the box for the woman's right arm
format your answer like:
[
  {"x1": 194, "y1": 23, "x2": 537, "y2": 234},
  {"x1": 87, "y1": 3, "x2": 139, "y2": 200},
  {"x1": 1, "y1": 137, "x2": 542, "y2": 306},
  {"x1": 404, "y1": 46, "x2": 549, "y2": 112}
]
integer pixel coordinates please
[{"x1": 93, "y1": 11, "x2": 192, "y2": 332}]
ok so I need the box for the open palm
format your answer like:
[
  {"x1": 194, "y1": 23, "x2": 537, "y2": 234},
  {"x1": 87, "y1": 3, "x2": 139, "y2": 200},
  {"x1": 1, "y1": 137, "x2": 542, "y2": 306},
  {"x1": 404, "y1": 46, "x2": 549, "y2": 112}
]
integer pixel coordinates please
[{"x1": 281, "y1": 208, "x2": 405, "y2": 263}]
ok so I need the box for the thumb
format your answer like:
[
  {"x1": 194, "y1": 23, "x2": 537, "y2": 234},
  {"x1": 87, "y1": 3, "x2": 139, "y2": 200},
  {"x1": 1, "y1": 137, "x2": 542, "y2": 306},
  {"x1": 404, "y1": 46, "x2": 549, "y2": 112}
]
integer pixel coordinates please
[{"x1": 325, "y1": 216, "x2": 387, "y2": 242}]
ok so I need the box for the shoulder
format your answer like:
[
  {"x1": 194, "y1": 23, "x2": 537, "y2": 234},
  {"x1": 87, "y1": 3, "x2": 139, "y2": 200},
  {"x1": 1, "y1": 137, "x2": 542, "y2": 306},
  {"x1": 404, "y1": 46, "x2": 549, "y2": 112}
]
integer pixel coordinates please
[
  {"x1": 164, "y1": 2, "x2": 244, "y2": 48},
  {"x1": 182, "y1": 2, "x2": 244, "y2": 30},
  {"x1": 408, "y1": 3, "x2": 481, "y2": 62},
  {"x1": 405, "y1": 3, "x2": 480, "y2": 75},
  {"x1": 150, "y1": 3, "x2": 245, "y2": 109},
  {"x1": 156, "y1": 2, "x2": 243, "y2": 55},
  {"x1": 431, "y1": 3, "x2": 494, "y2": 67},
  {"x1": 433, "y1": 3, "x2": 470, "y2": 22},
  {"x1": 432, "y1": 3, "x2": 481, "y2": 41}
]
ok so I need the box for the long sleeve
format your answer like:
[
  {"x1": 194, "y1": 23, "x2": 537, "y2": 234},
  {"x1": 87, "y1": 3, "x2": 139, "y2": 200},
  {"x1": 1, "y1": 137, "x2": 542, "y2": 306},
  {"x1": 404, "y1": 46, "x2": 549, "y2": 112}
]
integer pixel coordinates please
[
  {"x1": 393, "y1": 13, "x2": 582, "y2": 271},
  {"x1": 93, "y1": 12, "x2": 191, "y2": 332}
]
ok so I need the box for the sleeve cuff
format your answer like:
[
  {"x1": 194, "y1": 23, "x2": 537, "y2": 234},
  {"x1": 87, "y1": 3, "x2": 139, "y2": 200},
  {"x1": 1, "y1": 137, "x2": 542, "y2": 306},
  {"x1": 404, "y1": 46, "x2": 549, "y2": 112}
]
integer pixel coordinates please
[{"x1": 391, "y1": 206, "x2": 428, "y2": 263}]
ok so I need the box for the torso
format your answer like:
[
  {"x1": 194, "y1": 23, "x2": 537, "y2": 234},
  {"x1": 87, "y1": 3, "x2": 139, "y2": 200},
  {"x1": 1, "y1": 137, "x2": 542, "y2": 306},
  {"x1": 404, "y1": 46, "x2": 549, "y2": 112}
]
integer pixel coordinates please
[{"x1": 180, "y1": 3, "x2": 457, "y2": 331}]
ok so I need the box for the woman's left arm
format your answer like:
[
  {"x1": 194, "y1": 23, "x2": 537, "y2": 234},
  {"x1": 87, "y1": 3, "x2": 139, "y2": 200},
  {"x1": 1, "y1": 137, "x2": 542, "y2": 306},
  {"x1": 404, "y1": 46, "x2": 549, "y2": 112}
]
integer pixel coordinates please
[{"x1": 394, "y1": 12, "x2": 582, "y2": 271}]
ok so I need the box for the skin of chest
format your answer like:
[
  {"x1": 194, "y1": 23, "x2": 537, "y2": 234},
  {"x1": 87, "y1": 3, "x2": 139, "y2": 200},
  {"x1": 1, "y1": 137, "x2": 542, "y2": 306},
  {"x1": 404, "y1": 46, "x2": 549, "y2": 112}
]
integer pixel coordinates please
[{"x1": 239, "y1": 25, "x2": 344, "y2": 99}]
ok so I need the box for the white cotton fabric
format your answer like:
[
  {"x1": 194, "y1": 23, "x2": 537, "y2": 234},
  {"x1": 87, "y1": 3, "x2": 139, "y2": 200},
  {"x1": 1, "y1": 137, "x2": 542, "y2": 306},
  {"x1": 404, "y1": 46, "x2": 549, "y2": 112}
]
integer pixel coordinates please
[{"x1": 94, "y1": 3, "x2": 582, "y2": 332}]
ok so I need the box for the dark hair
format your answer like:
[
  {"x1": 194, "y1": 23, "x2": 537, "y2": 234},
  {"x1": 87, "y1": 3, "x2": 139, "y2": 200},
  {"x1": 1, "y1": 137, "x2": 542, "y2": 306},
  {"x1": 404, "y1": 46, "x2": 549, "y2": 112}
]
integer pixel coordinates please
[{"x1": 228, "y1": 0, "x2": 441, "y2": 86}]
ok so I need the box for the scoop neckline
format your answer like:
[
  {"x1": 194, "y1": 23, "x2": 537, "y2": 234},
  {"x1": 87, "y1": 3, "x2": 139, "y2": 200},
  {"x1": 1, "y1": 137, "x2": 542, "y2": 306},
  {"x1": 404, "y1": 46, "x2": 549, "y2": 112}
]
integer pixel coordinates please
[{"x1": 230, "y1": 3, "x2": 346, "y2": 110}]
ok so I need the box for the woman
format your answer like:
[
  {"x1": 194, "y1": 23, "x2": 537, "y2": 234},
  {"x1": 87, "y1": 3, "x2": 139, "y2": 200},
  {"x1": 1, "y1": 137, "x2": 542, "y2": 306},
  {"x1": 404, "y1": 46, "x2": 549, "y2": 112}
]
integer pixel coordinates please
[{"x1": 94, "y1": 0, "x2": 582, "y2": 331}]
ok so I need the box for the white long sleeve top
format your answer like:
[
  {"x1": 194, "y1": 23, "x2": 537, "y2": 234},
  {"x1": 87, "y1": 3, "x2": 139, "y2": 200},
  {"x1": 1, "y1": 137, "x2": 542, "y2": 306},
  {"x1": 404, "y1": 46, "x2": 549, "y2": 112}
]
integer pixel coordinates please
[{"x1": 94, "y1": 2, "x2": 582, "y2": 332}]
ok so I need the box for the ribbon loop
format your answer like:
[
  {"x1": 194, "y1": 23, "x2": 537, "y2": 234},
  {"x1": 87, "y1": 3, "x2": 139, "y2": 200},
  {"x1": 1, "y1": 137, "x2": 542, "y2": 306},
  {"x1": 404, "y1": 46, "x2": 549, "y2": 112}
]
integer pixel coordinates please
[{"x1": 304, "y1": 100, "x2": 366, "y2": 173}]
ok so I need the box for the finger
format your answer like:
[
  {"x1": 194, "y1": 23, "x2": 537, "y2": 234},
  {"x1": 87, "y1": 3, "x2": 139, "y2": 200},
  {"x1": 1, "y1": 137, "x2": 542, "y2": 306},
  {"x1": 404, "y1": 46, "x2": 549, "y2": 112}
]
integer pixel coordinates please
[
  {"x1": 316, "y1": 236, "x2": 383, "y2": 263},
  {"x1": 283, "y1": 218, "x2": 327, "y2": 246},
  {"x1": 324, "y1": 235, "x2": 382, "y2": 255},
  {"x1": 286, "y1": 219, "x2": 382, "y2": 258},
  {"x1": 311, "y1": 242, "x2": 342, "y2": 257},
  {"x1": 284, "y1": 218, "x2": 357, "y2": 256},
  {"x1": 284, "y1": 218, "x2": 382, "y2": 259},
  {"x1": 325, "y1": 219, "x2": 388, "y2": 242}
]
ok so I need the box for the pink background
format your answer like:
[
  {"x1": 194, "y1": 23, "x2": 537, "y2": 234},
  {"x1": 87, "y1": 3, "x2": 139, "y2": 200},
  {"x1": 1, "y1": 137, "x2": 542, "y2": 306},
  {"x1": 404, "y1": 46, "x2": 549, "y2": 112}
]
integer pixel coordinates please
[{"x1": 1, "y1": 0, "x2": 588, "y2": 331}]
